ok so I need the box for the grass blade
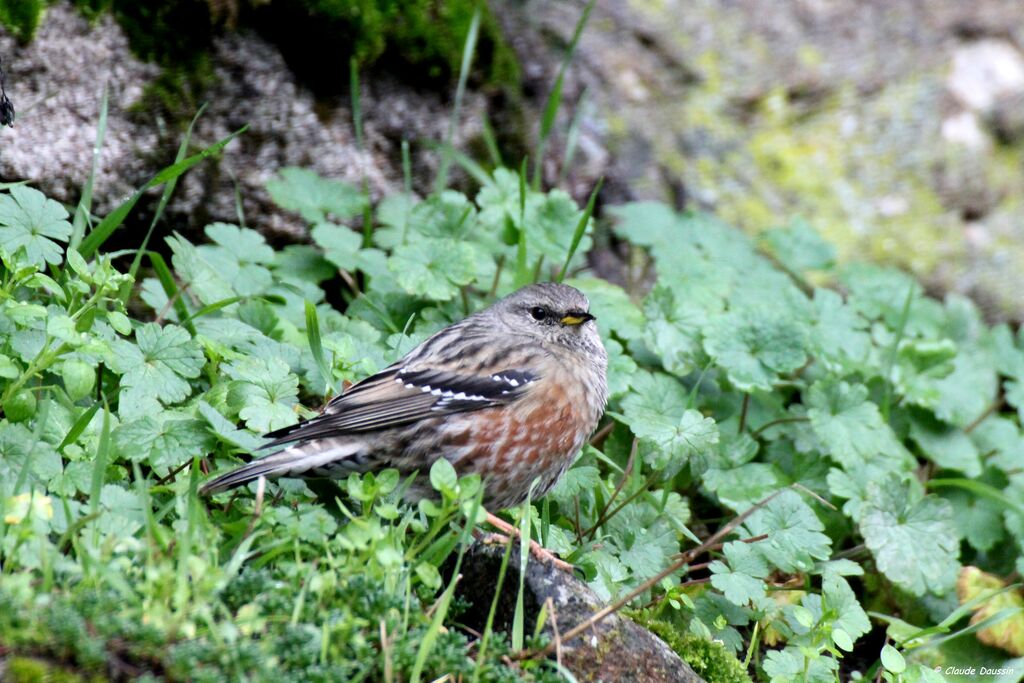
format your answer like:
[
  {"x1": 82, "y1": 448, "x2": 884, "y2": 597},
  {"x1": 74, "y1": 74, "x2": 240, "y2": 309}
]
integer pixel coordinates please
[
  {"x1": 120, "y1": 103, "x2": 208, "y2": 305},
  {"x1": 174, "y1": 457, "x2": 202, "y2": 612},
  {"x1": 401, "y1": 138, "x2": 413, "y2": 196},
  {"x1": 350, "y1": 57, "x2": 365, "y2": 151},
  {"x1": 558, "y1": 87, "x2": 589, "y2": 185},
  {"x1": 350, "y1": 58, "x2": 375, "y2": 248},
  {"x1": 532, "y1": 0, "x2": 596, "y2": 189},
  {"x1": 71, "y1": 84, "x2": 108, "y2": 249},
  {"x1": 79, "y1": 126, "x2": 246, "y2": 259},
  {"x1": 925, "y1": 606, "x2": 1024, "y2": 650},
  {"x1": 514, "y1": 158, "x2": 530, "y2": 287},
  {"x1": 512, "y1": 483, "x2": 537, "y2": 651},
  {"x1": 409, "y1": 490, "x2": 482, "y2": 683},
  {"x1": 305, "y1": 300, "x2": 333, "y2": 395},
  {"x1": 58, "y1": 402, "x2": 101, "y2": 452},
  {"x1": 556, "y1": 176, "x2": 602, "y2": 282},
  {"x1": 481, "y1": 112, "x2": 503, "y2": 168},
  {"x1": 927, "y1": 478, "x2": 1024, "y2": 517},
  {"x1": 180, "y1": 296, "x2": 244, "y2": 326},
  {"x1": 472, "y1": 535, "x2": 515, "y2": 683},
  {"x1": 434, "y1": 8, "x2": 481, "y2": 193},
  {"x1": 427, "y1": 140, "x2": 493, "y2": 187}
]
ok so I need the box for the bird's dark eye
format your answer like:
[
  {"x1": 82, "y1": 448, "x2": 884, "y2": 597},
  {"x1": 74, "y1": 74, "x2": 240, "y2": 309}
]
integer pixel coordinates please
[{"x1": 529, "y1": 306, "x2": 547, "y2": 321}]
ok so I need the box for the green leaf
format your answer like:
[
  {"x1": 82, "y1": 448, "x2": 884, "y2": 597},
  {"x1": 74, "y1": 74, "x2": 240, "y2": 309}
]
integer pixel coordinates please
[
  {"x1": 548, "y1": 465, "x2": 600, "y2": 506},
  {"x1": 430, "y1": 458, "x2": 457, "y2": 495},
  {"x1": 908, "y1": 412, "x2": 981, "y2": 477},
  {"x1": 0, "y1": 354, "x2": 20, "y2": 379},
  {"x1": 639, "y1": 284, "x2": 704, "y2": 376},
  {"x1": 709, "y1": 540, "x2": 769, "y2": 606},
  {"x1": 205, "y1": 223, "x2": 274, "y2": 264},
  {"x1": 703, "y1": 462, "x2": 785, "y2": 510},
  {"x1": 740, "y1": 489, "x2": 831, "y2": 573},
  {"x1": 841, "y1": 263, "x2": 922, "y2": 327},
  {"x1": 311, "y1": 221, "x2": 362, "y2": 271},
  {"x1": 969, "y1": 415, "x2": 1022, "y2": 476},
  {"x1": 113, "y1": 415, "x2": 216, "y2": 470},
  {"x1": 197, "y1": 240, "x2": 272, "y2": 298},
  {"x1": 703, "y1": 308, "x2": 807, "y2": 392},
  {"x1": 97, "y1": 484, "x2": 146, "y2": 536},
  {"x1": 107, "y1": 324, "x2": 204, "y2": 404},
  {"x1": 806, "y1": 379, "x2": 912, "y2": 471},
  {"x1": 763, "y1": 647, "x2": 837, "y2": 683},
  {"x1": 196, "y1": 401, "x2": 264, "y2": 452},
  {"x1": 807, "y1": 288, "x2": 871, "y2": 372},
  {"x1": 892, "y1": 338, "x2": 958, "y2": 410},
  {"x1": 880, "y1": 644, "x2": 906, "y2": 673},
  {"x1": 604, "y1": 338, "x2": 638, "y2": 400},
  {"x1": 266, "y1": 167, "x2": 366, "y2": 223},
  {"x1": 0, "y1": 185, "x2": 72, "y2": 267},
  {"x1": 620, "y1": 371, "x2": 719, "y2": 475},
  {"x1": 166, "y1": 233, "x2": 235, "y2": 307},
  {"x1": 525, "y1": 189, "x2": 592, "y2": 264},
  {"x1": 821, "y1": 574, "x2": 870, "y2": 641},
  {"x1": 860, "y1": 474, "x2": 960, "y2": 596},
  {"x1": 407, "y1": 190, "x2": 478, "y2": 240},
  {"x1": 389, "y1": 238, "x2": 477, "y2": 301},
  {"x1": 608, "y1": 201, "x2": 680, "y2": 248},
  {"x1": 225, "y1": 357, "x2": 299, "y2": 433},
  {"x1": 761, "y1": 218, "x2": 836, "y2": 273}
]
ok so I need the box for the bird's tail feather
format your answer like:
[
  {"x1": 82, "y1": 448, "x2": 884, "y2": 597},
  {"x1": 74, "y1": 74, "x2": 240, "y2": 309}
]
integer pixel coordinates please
[{"x1": 199, "y1": 441, "x2": 362, "y2": 496}]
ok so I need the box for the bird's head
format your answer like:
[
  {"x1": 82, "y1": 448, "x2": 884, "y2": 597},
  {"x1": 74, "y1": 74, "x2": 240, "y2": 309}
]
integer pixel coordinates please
[{"x1": 490, "y1": 282, "x2": 603, "y2": 355}]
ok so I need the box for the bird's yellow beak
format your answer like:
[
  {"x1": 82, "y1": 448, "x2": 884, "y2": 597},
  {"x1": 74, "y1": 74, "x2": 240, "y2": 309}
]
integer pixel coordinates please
[{"x1": 560, "y1": 311, "x2": 595, "y2": 326}]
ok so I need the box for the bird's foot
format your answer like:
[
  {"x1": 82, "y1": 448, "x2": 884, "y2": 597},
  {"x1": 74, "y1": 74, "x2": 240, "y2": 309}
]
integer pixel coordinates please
[{"x1": 481, "y1": 512, "x2": 574, "y2": 573}]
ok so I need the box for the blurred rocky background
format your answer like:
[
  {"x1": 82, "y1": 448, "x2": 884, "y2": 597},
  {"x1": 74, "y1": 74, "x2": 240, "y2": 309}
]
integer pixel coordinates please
[{"x1": 2, "y1": 0, "x2": 1024, "y2": 318}]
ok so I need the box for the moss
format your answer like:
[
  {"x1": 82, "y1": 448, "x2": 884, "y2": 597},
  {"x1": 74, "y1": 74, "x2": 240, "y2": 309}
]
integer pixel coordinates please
[
  {"x1": 0, "y1": 0, "x2": 46, "y2": 40},
  {"x1": 252, "y1": 0, "x2": 519, "y2": 94},
  {"x1": 4, "y1": 656, "x2": 107, "y2": 683},
  {"x1": 627, "y1": 612, "x2": 753, "y2": 683}
]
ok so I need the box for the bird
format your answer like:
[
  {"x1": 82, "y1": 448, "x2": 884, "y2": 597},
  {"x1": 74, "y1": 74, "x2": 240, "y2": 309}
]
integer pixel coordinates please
[{"x1": 200, "y1": 282, "x2": 608, "y2": 533}]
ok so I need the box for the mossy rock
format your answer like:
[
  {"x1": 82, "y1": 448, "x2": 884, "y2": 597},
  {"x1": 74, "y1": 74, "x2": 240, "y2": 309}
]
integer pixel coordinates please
[
  {"x1": 628, "y1": 613, "x2": 753, "y2": 683},
  {"x1": 2, "y1": 0, "x2": 519, "y2": 114}
]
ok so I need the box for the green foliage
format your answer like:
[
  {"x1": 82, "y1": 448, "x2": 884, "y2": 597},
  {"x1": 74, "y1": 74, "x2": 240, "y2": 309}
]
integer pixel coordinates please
[
  {"x1": 633, "y1": 612, "x2": 753, "y2": 683},
  {"x1": 0, "y1": 0, "x2": 45, "y2": 40},
  {"x1": 3, "y1": 146, "x2": 1024, "y2": 681},
  {"x1": 298, "y1": 0, "x2": 520, "y2": 86}
]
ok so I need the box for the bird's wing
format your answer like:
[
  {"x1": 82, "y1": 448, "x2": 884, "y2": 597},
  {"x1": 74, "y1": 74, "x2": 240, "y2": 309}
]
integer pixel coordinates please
[{"x1": 261, "y1": 365, "x2": 539, "y2": 447}]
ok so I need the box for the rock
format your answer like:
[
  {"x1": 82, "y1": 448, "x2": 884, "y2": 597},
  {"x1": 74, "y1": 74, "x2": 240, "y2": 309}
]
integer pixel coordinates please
[
  {"x1": 491, "y1": 0, "x2": 1024, "y2": 320},
  {"x1": 0, "y1": 2, "x2": 490, "y2": 242},
  {"x1": 454, "y1": 542, "x2": 705, "y2": 683},
  {"x1": 947, "y1": 39, "x2": 1024, "y2": 114},
  {"x1": 0, "y1": 7, "x2": 160, "y2": 215},
  {"x1": 991, "y1": 91, "x2": 1024, "y2": 144},
  {"x1": 942, "y1": 111, "x2": 990, "y2": 151},
  {"x1": 7, "y1": 0, "x2": 1024, "y2": 319}
]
